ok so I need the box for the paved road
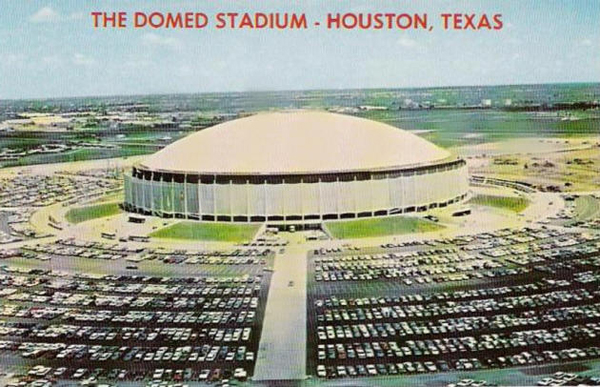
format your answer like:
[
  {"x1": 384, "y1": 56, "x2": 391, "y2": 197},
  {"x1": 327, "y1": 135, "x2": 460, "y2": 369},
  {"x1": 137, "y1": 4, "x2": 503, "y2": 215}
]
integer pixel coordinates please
[{"x1": 253, "y1": 237, "x2": 308, "y2": 381}]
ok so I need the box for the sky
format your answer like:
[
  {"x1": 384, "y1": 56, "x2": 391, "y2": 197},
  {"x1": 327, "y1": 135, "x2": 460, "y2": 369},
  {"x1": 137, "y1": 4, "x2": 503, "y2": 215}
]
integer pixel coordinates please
[{"x1": 0, "y1": 0, "x2": 599, "y2": 99}]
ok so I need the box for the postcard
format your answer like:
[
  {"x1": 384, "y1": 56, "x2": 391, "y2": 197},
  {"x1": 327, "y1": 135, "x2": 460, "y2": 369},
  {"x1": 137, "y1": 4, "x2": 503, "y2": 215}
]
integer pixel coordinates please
[{"x1": 0, "y1": 1, "x2": 599, "y2": 386}]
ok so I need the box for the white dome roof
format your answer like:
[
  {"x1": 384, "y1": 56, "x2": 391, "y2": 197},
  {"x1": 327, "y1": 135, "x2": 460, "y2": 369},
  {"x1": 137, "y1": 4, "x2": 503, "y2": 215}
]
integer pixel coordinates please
[{"x1": 140, "y1": 111, "x2": 450, "y2": 175}]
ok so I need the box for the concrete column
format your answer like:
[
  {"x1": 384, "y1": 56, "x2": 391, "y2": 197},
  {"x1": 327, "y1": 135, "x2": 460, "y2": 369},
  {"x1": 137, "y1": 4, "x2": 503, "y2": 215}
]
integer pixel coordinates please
[
  {"x1": 264, "y1": 179, "x2": 268, "y2": 218},
  {"x1": 212, "y1": 177, "x2": 217, "y2": 218},
  {"x1": 300, "y1": 178, "x2": 304, "y2": 219},
  {"x1": 282, "y1": 179, "x2": 286, "y2": 219},
  {"x1": 229, "y1": 179, "x2": 233, "y2": 219},
  {"x1": 246, "y1": 180, "x2": 250, "y2": 222},
  {"x1": 184, "y1": 174, "x2": 188, "y2": 218},
  {"x1": 171, "y1": 177, "x2": 174, "y2": 216},
  {"x1": 198, "y1": 181, "x2": 203, "y2": 218},
  {"x1": 335, "y1": 176, "x2": 340, "y2": 216},
  {"x1": 318, "y1": 178, "x2": 323, "y2": 219}
]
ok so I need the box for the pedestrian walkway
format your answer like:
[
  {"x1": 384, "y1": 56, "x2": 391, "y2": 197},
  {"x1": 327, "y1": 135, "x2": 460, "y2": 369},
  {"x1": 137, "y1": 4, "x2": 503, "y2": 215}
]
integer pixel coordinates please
[{"x1": 253, "y1": 239, "x2": 307, "y2": 381}]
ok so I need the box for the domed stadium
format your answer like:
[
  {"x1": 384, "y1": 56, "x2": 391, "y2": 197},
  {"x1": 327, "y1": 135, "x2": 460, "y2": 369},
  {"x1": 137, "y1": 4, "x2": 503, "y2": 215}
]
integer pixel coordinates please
[{"x1": 123, "y1": 111, "x2": 468, "y2": 223}]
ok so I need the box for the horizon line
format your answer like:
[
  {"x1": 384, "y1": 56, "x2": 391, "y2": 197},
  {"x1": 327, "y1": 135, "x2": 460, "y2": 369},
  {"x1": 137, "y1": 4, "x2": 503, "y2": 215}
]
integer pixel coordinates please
[{"x1": 1, "y1": 80, "x2": 599, "y2": 103}]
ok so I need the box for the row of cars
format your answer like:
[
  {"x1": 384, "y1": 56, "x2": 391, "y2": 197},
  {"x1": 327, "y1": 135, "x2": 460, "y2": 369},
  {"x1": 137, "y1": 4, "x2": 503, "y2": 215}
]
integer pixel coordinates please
[
  {"x1": 2, "y1": 265, "x2": 263, "y2": 285},
  {"x1": 0, "y1": 230, "x2": 21, "y2": 245},
  {"x1": 23, "y1": 241, "x2": 141, "y2": 261},
  {"x1": 317, "y1": 323, "x2": 600, "y2": 361},
  {"x1": 127, "y1": 247, "x2": 271, "y2": 266},
  {"x1": 9, "y1": 341, "x2": 256, "y2": 365},
  {"x1": 0, "y1": 304, "x2": 259, "y2": 325},
  {"x1": 316, "y1": 358, "x2": 457, "y2": 378},
  {"x1": 22, "y1": 238, "x2": 273, "y2": 266},
  {"x1": 313, "y1": 300, "x2": 600, "y2": 339},
  {"x1": 315, "y1": 287, "x2": 600, "y2": 324},
  {"x1": 6, "y1": 289, "x2": 260, "y2": 311},
  {"x1": 21, "y1": 364, "x2": 249, "y2": 384},
  {"x1": 314, "y1": 257, "x2": 506, "y2": 283},
  {"x1": 316, "y1": 346, "x2": 600, "y2": 379},
  {"x1": 0, "y1": 174, "x2": 120, "y2": 208},
  {"x1": 536, "y1": 371, "x2": 600, "y2": 386},
  {"x1": 479, "y1": 236, "x2": 599, "y2": 260},
  {"x1": 314, "y1": 247, "x2": 462, "y2": 265},
  {"x1": 9, "y1": 271, "x2": 264, "y2": 297},
  {"x1": 551, "y1": 194, "x2": 600, "y2": 229},
  {"x1": 447, "y1": 379, "x2": 497, "y2": 387},
  {"x1": 0, "y1": 203, "x2": 46, "y2": 242},
  {"x1": 0, "y1": 322, "x2": 253, "y2": 344},
  {"x1": 55, "y1": 238, "x2": 272, "y2": 259},
  {"x1": 314, "y1": 278, "x2": 568, "y2": 307},
  {"x1": 377, "y1": 227, "x2": 554, "y2": 249}
]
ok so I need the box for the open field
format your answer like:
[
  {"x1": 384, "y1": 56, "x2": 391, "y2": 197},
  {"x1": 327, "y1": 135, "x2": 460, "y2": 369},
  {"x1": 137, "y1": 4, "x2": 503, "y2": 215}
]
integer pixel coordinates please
[
  {"x1": 571, "y1": 196, "x2": 600, "y2": 222},
  {"x1": 468, "y1": 194, "x2": 530, "y2": 213},
  {"x1": 150, "y1": 221, "x2": 260, "y2": 242},
  {"x1": 468, "y1": 143, "x2": 600, "y2": 192},
  {"x1": 65, "y1": 202, "x2": 122, "y2": 224},
  {"x1": 325, "y1": 216, "x2": 443, "y2": 239},
  {"x1": 1, "y1": 145, "x2": 152, "y2": 168}
]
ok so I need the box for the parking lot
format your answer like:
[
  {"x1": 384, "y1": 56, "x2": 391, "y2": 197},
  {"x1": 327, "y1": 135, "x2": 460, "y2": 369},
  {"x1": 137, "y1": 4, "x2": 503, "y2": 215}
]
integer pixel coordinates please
[
  {"x1": 0, "y1": 241, "x2": 274, "y2": 385},
  {"x1": 0, "y1": 174, "x2": 120, "y2": 208},
  {"x1": 307, "y1": 226, "x2": 600, "y2": 380},
  {"x1": 1, "y1": 165, "x2": 600, "y2": 386}
]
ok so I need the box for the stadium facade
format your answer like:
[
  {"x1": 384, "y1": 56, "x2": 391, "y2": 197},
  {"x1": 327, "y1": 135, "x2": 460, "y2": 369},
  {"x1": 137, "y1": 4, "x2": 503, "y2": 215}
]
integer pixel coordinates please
[{"x1": 123, "y1": 112, "x2": 468, "y2": 223}]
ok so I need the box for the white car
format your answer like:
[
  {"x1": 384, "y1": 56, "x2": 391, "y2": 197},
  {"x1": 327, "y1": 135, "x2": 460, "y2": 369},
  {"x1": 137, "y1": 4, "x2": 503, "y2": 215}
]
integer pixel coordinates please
[
  {"x1": 234, "y1": 368, "x2": 248, "y2": 380},
  {"x1": 317, "y1": 365, "x2": 327, "y2": 378},
  {"x1": 198, "y1": 369, "x2": 210, "y2": 381},
  {"x1": 366, "y1": 364, "x2": 377, "y2": 376},
  {"x1": 28, "y1": 365, "x2": 51, "y2": 377},
  {"x1": 152, "y1": 368, "x2": 164, "y2": 380},
  {"x1": 81, "y1": 377, "x2": 98, "y2": 386},
  {"x1": 53, "y1": 367, "x2": 67, "y2": 377}
]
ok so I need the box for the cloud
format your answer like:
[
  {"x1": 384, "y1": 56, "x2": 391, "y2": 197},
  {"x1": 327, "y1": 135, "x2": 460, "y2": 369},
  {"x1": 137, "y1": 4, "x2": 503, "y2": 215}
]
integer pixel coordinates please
[
  {"x1": 42, "y1": 55, "x2": 63, "y2": 66},
  {"x1": 30, "y1": 6, "x2": 60, "y2": 23},
  {"x1": 141, "y1": 33, "x2": 182, "y2": 50},
  {"x1": 397, "y1": 37, "x2": 417, "y2": 48},
  {"x1": 2, "y1": 54, "x2": 27, "y2": 66},
  {"x1": 72, "y1": 53, "x2": 96, "y2": 66},
  {"x1": 579, "y1": 38, "x2": 593, "y2": 47},
  {"x1": 67, "y1": 12, "x2": 85, "y2": 21},
  {"x1": 176, "y1": 64, "x2": 193, "y2": 77},
  {"x1": 30, "y1": 7, "x2": 85, "y2": 23},
  {"x1": 121, "y1": 58, "x2": 153, "y2": 71}
]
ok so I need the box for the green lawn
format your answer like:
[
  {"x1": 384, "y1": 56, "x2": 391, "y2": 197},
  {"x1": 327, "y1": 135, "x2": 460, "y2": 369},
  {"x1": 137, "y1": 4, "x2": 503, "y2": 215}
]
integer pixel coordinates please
[
  {"x1": 468, "y1": 194, "x2": 530, "y2": 212},
  {"x1": 65, "y1": 202, "x2": 122, "y2": 224},
  {"x1": 91, "y1": 191, "x2": 124, "y2": 204},
  {"x1": 325, "y1": 216, "x2": 444, "y2": 239},
  {"x1": 149, "y1": 221, "x2": 260, "y2": 242},
  {"x1": 0, "y1": 145, "x2": 152, "y2": 168},
  {"x1": 571, "y1": 196, "x2": 600, "y2": 222}
]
